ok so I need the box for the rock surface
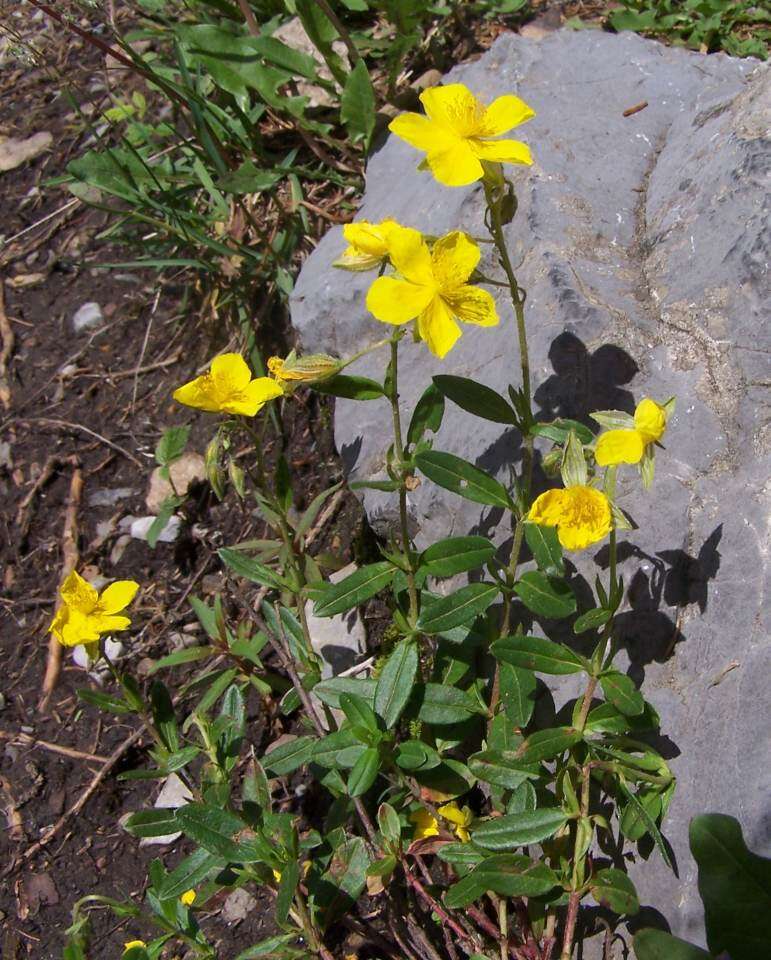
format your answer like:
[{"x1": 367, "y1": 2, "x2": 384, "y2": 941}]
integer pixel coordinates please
[{"x1": 290, "y1": 29, "x2": 770, "y2": 946}]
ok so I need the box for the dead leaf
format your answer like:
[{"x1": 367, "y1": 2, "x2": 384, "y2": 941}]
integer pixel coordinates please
[
  {"x1": 6, "y1": 272, "x2": 46, "y2": 288},
  {"x1": 0, "y1": 132, "x2": 53, "y2": 173}
]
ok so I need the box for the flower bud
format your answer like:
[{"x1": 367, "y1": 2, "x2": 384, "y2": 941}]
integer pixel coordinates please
[{"x1": 268, "y1": 351, "x2": 342, "y2": 385}]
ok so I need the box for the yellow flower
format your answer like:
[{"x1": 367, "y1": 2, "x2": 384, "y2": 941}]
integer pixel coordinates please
[
  {"x1": 173, "y1": 353, "x2": 283, "y2": 416},
  {"x1": 366, "y1": 228, "x2": 498, "y2": 358},
  {"x1": 528, "y1": 485, "x2": 612, "y2": 552},
  {"x1": 180, "y1": 889, "x2": 196, "y2": 906},
  {"x1": 334, "y1": 219, "x2": 401, "y2": 271},
  {"x1": 123, "y1": 943, "x2": 146, "y2": 954},
  {"x1": 389, "y1": 83, "x2": 534, "y2": 187},
  {"x1": 410, "y1": 802, "x2": 473, "y2": 843},
  {"x1": 49, "y1": 571, "x2": 138, "y2": 648},
  {"x1": 595, "y1": 398, "x2": 668, "y2": 466},
  {"x1": 268, "y1": 352, "x2": 341, "y2": 385}
]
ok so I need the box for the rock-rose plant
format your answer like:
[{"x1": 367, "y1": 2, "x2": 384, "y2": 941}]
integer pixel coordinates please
[{"x1": 62, "y1": 83, "x2": 678, "y2": 960}]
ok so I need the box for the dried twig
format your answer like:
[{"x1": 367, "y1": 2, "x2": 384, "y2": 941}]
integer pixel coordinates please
[
  {"x1": 0, "y1": 282, "x2": 14, "y2": 410},
  {"x1": 16, "y1": 455, "x2": 70, "y2": 541},
  {"x1": 0, "y1": 775, "x2": 25, "y2": 842},
  {"x1": 19, "y1": 418, "x2": 143, "y2": 468},
  {"x1": 0, "y1": 729, "x2": 108, "y2": 764},
  {"x1": 38, "y1": 463, "x2": 82, "y2": 712}
]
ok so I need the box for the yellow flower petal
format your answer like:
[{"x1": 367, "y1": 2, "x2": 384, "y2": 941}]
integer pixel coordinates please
[
  {"x1": 388, "y1": 112, "x2": 452, "y2": 151},
  {"x1": 419, "y1": 84, "x2": 483, "y2": 135},
  {"x1": 479, "y1": 95, "x2": 536, "y2": 136},
  {"x1": 445, "y1": 285, "x2": 499, "y2": 328},
  {"x1": 386, "y1": 226, "x2": 434, "y2": 285},
  {"x1": 180, "y1": 889, "x2": 196, "y2": 906},
  {"x1": 417, "y1": 297, "x2": 462, "y2": 359},
  {"x1": 471, "y1": 138, "x2": 533, "y2": 166},
  {"x1": 226, "y1": 377, "x2": 283, "y2": 417},
  {"x1": 342, "y1": 220, "x2": 395, "y2": 258},
  {"x1": 430, "y1": 232, "x2": 480, "y2": 289},
  {"x1": 366, "y1": 276, "x2": 435, "y2": 325},
  {"x1": 410, "y1": 808, "x2": 439, "y2": 840},
  {"x1": 595, "y1": 429, "x2": 645, "y2": 466},
  {"x1": 92, "y1": 613, "x2": 132, "y2": 635},
  {"x1": 172, "y1": 375, "x2": 220, "y2": 412},
  {"x1": 634, "y1": 398, "x2": 667, "y2": 444},
  {"x1": 124, "y1": 943, "x2": 146, "y2": 952},
  {"x1": 426, "y1": 139, "x2": 484, "y2": 187},
  {"x1": 98, "y1": 580, "x2": 139, "y2": 615},
  {"x1": 211, "y1": 352, "x2": 252, "y2": 392},
  {"x1": 60, "y1": 570, "x2": 98, "y2": 612},
  {"x1": 51, "y1": 607, "x2": 99, "y2": 647},
  {"x1": 529, "y1": 488, "x2": 569, "y2": 527},
  {"x1": 529, "y1": 486, "x2": 611, "y2": 552}
]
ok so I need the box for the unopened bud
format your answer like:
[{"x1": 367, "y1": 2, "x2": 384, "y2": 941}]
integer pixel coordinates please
[{"x1": 268, "y1": 351, "x2": 342, "y2": 385}]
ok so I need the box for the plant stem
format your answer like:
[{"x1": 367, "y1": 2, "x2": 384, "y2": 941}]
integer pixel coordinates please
[
  {"x1": 388, "y1": 337, "x2": 419, "y2": 624},
  {"x1": 498, "y1": 895, "x2": 509, "y2": 960},
  {"x1": 560, "y1": 766, "x2": 591, "y2": 960}
]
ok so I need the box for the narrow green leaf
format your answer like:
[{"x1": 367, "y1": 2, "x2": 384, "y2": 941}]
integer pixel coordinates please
[
  {"x1": 499, "y1": 663, "x2": 537, "y2": 727},
  {"x1": 468, "y1": 750, "x2": 541, "y2": 790},
  {"x1": 524, "y1": 522, "x2": 564, "y2": 576},
  {"x1": 432, "y1": 375, "x2": 518, "y2": 425},
  {"x1": 122, "y1": 808, "x2": 179, "y2": 838},
  {"x1": 311, "y1": 374, "x2": 384, "y2": 400},
  {"x1": 446, "y1": 854, "x2": 559, "y2": 907},
  {"x1": 616, "y1": 779, "x2": 672, "y2": 869},
  {"x1": 407, "y1": 383, "x2": 445, "y2": 447},
  {"x1": 514, "y1": 571, "x2": 576, "y2": 619},
  {"x1": 339, "y1": 693, "x2": 381, "y2": 743},
  {"x1": 420, "y1": 536, "x2": 496, "y2": 579},
  {"x1": 155, "y1": 426, "x2": 190, "y2": 466},
  {"x1": 175, "y1": 804, "x2": 258, "y2": 862},
  {"x1": 573, "y1": 607, "x2": 612, "y2": 634},
  {"x1": 374, "y1": 639, "x2": 418, "y2": 729},
  {"x1": 415, "y1": 451, "x2": 513, "y2": 510},
  {"x1": 263, "y1": 736, "x2": 315, "y2": 776},
  {"x1": 472, "y1": 809, "x2": 568, "y2": 850},
  {"x1": 313, "y1": 562, "x2": 393, "y2": 617},
  {"x1": 348, "y1": 746, "x2": 379, "y2": 796},
  {"x1": 219, "y1": 547, "x2": 285, "y2": 589},
  {"x1": 591, "y1": 868, "x2": 640, "y2": 915},
  {"x1": 632, "y1": 929, "x2": 712, "y2": 960},
  {"x1": 415, "y1": 683, "x2": 484, "y2": 725},
  {"x1": 313, "y1": 677, "x2": 376, "y2": 710},
  {"x1": 492, "y1": 635, "x2": 585, "y2": 675},
  {"x1": 531, "y1": 419, "x2": 594, "y2": 445},
  {"x1": 600, "y1": 670, "x2": 644, "y2": 717},
  {"x1": 275, "y1": 859, "x2": 299, "y2": 925},
  {"x1": 234, "y1": 934, "x2": 304, "y2": 960},
  {"x1": 417, "y1": 583, "x2": 499, "y2": 635},
  {"x1": 341, "y1": 59, "x2": 375, "y2": 147},
  {"x1": 158, "y1": 848, "x2": 223, "y2": 900},
  {"x1": 394, "y1": 740, "x2": 441, "y2": 771},
  {"x1": 516, "y1": 726, "x2": 582, "y2": 762},
  {"x1": 147, "y1": 645, "x2": 215, "y2": 673}
]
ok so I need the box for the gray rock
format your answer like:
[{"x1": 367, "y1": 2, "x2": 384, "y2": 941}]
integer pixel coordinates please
[
  {"x1": 304, "y1": 562, "x2": 366, "y2": 678},
  {"x1": 290, "y1": 29, "x2": 770, "y2": 946},
  {"x1": 71, "y1": 301, "x2": 103, "y2": 333},
  {"x1": 88, "y1": 486, "x2": 136, "y2": 507},
  {"x1": 129, "y1": 514, "x2": 182, "y2": 543}
]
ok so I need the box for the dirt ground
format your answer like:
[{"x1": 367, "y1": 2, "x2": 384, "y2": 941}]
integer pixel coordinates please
[{"x1": 1, "y1": 1, "x2": 758, "y2": 957}]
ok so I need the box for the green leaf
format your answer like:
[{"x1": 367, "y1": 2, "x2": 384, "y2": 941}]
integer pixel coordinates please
[
  {"x1": 632, "y1": 929, "x2": 712, "y2": 960},
  {"x1": 600, "y1": 670, "x2": 644, "y2": 717},
  {"x1": 690, "y1": 813, "x2": 771, "y2": 959},
  {"x1": 514, "y1": 571, "x2": 576, "y2": 619},
  {"x1": 415, "y1": 683, "x2": 484, "y2": 725},
  {"x1": 263, "y1": 736, "x2": 315, "y2": 776},
  {"x1": 407, "y1": 383, "x2": 445, "y2": 447},
  {"x1": 584, "y1": 701, "x2": 659, "y2": 735},
  {"x1": 420, "y1": 536, "x2": 496, "y2": 579},
  {"x1": 122, "y1": 808, "x2": 179, "y2": 838},
  {"x1": 348, "y1": 746, "x2": 379, "y2": 796},
  {"x1": 591, "y1": 868, "x2": 639, "y2": 915},
  {"x1": 147, "y1": 645, "x2": 215, "y2": 673},
  {"x1": 531, "y1": 418, "x2": 594, "y2": 445},
  {"x1": 295, "y1": 482, "x2": 343, "y2": 539},
  {"x1": 315, "y1": 836, "x2": 370, "y2": 927},
  {"x1": 311, "y1": 729, "x2": 360, "y2": 768},
  {"x1": 155, "y1": 426, "x2": 190, "y2": 466},
  {"x1": 339, "y1": 693, "x2": 381, "y2": 744},
  {"x1": 620, "y1": 786, "x2": 662, "y2": 842},
  {"x1": 499, "y1": 663, "x2": 537, "y2": 727},
  {"x1": 374, "y1": 639, "x2": 418, "y2": 729},
  {"x1": 432, "y1": 375, "x2": 518, "y2": 425},
  {"x1": 468, "y1": 750, "x2": 541, "y2": 790},
  {"x1": 219, "y1": 547, "x2": 285, "y2": 590},
  {"x1": 311, "y1": 374, "x2": 384, "y2": 400},
  {"x1": 158, "y1": 848, "x2": 223, "y2": 899},
  {"x1": 234, "y1": 934, "x2": 305, "y2": 960},
  {"x1": 149, "y1": 680, "x2": 178, "y2": 753},
  {"x1": 415, "y1": 451, "x2": 513, "y2": 510},
  {"x1": 176, "y1": 804, "x2": 258, "y2": 862},
  {"x1": 573, "y1": 607, "x2": 612, "y2": 634},
  {"x1": 394, "y1": 739, "x2": 441, "y2": 771},
  {"x1": 615, "y1": 779, "x2": 672, "y2": 869},
  {"x1": 524, "y1": 522, "x2": 564, "y2": 576},
  {"x1": 147, "y1": 495, "x2": 181, "y2": 549},
  {"x1": 446, "y1": 854, "x2": 559, "y2": 907},
  {"x1": 472, "y1": 809, "x2": 569, "y2": 850},
  {"x1": 517, "y1": 726, "x2": 582, "y2": 762},
  {"x1": 492, "y1": 635, "x2": 585, "y2": 675},
  {"x1": 313, "y1": 677, "x2": 376, "y2": 710},
  {"x1": 417, "y1": 583, "x2": 498, "y2": 635},
  {"x1": 216, "y1": 160, "x2": 282, "y2": 195},
  {"x1": 312, "y1": 562, "x2": 393, "y2": 617},
  {"x1": 77, "y1": 688, "x2": 131, "y2": 715},
  {"x1": 377, "y1": 803, "x2": 402, "y2": 845},
  {"x1": 275, "y1": 859, "x2": 299, "y2": 925},
  {"x1": 341, "y1": 59, "x2": 375, "y2": 147}
]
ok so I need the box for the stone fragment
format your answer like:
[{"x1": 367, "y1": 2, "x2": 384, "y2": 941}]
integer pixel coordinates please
[
  {"x1": 0, "y1": 132, "x2": 52, "y2": 172},
  {"x1": 290, "y1": 29, "x2": 769, "y2": 947},
  {"x1": 71, "y1": 302, "x2": 103, "y2": 333},
  {"x1": 136, "y1": 773, "x2": 193, "y2": 847},
  {"x1": 304, "y1": 562, "x2": 366, "y2": 678},
  {"x1": 221, "y1": 887, "x2": 256, "y2": 923},
  {"x1": 145, "y1": 452, "x2": 206, "y2": 513},
  {"x1": 272, "y1": 17, "x2": 349, "y2": 107},
  {"x1": 88, "y1": 486, "x2": 136, "y2": 507},
  {"x1": 130, "y1": 514, "x2": 182, "y2": 543}
]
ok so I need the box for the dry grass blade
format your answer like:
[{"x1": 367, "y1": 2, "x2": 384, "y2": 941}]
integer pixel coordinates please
[{"x1": 0, "y1": 282, "x2": 14, "y2": 410}]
